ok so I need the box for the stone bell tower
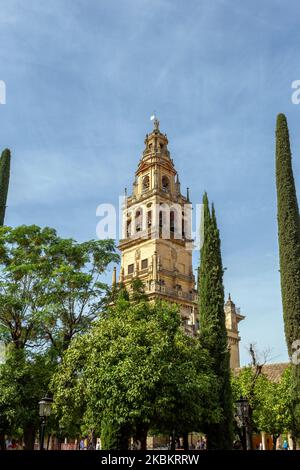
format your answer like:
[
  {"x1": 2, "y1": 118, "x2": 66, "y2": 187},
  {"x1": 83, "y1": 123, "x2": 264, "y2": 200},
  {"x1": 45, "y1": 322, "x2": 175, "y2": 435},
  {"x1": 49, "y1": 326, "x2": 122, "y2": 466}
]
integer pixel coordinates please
[
  {"x1": 117, "y1": 117, "x2": 245, "y2": 364},
  {"x1": 118, "y1": 117, "x2": 197, "y2": 332},
  {"x1": 224, "y1": 294, "x2": 245, "y2": 368}
]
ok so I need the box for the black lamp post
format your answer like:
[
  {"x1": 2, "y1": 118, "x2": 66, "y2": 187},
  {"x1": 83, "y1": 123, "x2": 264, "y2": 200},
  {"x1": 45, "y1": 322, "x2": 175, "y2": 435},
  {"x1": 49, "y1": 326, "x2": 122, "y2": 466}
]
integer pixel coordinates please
[
  {"x1": 236, "y1": 396, "x2": 251, "y2": 450},
  {"x1": 39, "y1": 396, "x2": 53, "y2": 450},
  {"x1": 170, "y1": 429, "x2": 176, "y2": 451}
]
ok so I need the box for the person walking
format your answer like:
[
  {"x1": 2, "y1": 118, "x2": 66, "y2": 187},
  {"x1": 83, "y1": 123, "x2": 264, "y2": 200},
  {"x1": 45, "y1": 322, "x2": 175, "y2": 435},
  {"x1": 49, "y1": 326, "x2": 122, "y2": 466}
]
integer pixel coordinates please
[
  {"x1": 79, "y1": 438, "x2": 85, "y2": 450},
  {"x1": 282, "y1": 439, "x2": 289, "y2": 450}
]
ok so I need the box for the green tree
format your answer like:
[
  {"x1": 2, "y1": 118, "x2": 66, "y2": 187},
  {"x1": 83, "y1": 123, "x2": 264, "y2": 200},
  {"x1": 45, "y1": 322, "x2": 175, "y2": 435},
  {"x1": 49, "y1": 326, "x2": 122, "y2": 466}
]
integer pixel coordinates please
[
  {"x1": 41, "y1": 237, "x2": 119, "y2": 354},
  {"x1": 0, "y1": 225, "x2": 119, "y2": 354},
  {"x1": 51, "y1": 298, "x2": 221, "y2": 449},
  {"x1": 198, "y1": 193, "x2": 233, "y2": 449},
  {"x1": 232, "y1": 366, "x2": 292, "y2": 450},
  {"x1": 0, "y1": 225, "x2": 118, "y2": 447},
  {"x1": 0, "y1": 149, "x2": 11, "y2": 226},
  {"x1": 0, "y1": 225, "x2": 60, "y2": 349},
  {"x1": 275, "y1": 113, "x2": 300, "y2": 443},
  {"x1": 130, "y1": 278, "x2": 148, "y2": 303},
  {"x1": 256, "y1": 368, "x2": 292, "y2": 449},
  {"x1": 0, "y1": 347, "x2": 55, "y2": 449}
]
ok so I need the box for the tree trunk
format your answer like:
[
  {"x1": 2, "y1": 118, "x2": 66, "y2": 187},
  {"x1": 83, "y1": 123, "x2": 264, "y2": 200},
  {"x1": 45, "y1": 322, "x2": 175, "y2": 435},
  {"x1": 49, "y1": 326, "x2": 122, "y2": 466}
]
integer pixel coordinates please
[
  {"x1": 23, "y1": 424, "x2": 36, "y2": 450},
  {"x1": 170, "y1": 430, "x2": 176, "y2": 451},
  {"x1": 272, "y1": 435, "x2": 278, "y2": 450},
  {"x1": 183, "y1": 433, "x2": 189, "y2": 450},
  {"x1": 0, "y1": 433, "x2": 6, "y2": 450},
  {"x1": 140, "y1": 430, "x2": 147, "y2": 451},
  {"x1": 47, "y1": 433, "x2": 51, "y2": 450},
  {"x1": 133, "y1": 425, "x2": 148, "y2": 450}
]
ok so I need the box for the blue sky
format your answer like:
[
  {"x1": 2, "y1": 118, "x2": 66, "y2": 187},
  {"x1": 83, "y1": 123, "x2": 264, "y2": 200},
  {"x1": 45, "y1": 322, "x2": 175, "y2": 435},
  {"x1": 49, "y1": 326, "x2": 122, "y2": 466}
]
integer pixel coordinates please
[{"x1": 1, "y1": 0, "x2": 300, "y2": 365}]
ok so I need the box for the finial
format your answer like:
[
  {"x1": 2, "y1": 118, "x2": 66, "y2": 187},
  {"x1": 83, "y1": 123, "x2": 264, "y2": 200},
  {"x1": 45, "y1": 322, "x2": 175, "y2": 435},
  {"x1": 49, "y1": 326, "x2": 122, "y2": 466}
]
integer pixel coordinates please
[
  {"x1": 228, "y1": 293, "x2": 231, "y2": 301},
  {"x1": 124, "y1": 187, "x2": 127, "y2": 196},
  {"x1": 112, "y1": 266, "x2": 117, "y2": 286},
  {"x1": 186, "y1": 187, "x2": 190, "y2": 201},
  {"x1": 150, "y1": 113, "x2": 159, "y2": 131}
]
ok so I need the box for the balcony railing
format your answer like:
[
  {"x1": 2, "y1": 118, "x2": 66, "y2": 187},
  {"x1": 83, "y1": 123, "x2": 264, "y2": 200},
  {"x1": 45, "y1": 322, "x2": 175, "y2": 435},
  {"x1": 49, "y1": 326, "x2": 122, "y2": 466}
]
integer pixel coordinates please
[{"x1": 146, "y1": 283, "x2": 197, "y2": 302}]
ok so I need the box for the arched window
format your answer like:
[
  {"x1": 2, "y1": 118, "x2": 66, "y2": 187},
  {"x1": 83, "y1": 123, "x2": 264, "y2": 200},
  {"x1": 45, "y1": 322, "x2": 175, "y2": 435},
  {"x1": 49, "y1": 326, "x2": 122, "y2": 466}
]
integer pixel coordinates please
[
  {"x1": 159, "y1": 211, "x2": 163, "y2": 228},
  {"x1": 162, "y1": 175, "x2": 169, "y2": 192},
  {"x1": 126, "y1": 219, "x2": 131, "y2": 237},
  {"x1": 142, "y1": 175, "x2": 150, "y2": 192},
  {"x1": 135, "y1": 209, "x2": 142, "y2": 232},
  {"x1": 147, "y1": 211, "x2": 152, "y2": 227},
  {"x1": 170, "y1": 211, "x2": 175, "y2": 233}
]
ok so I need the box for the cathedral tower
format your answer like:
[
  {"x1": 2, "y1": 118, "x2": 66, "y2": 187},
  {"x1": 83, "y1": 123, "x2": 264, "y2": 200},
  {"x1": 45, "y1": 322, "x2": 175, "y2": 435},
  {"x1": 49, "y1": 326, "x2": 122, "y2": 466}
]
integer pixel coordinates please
[
  {"x1": 118, "y1": 118, "x2": 244, "y2": 366},
  {"x1": 118, "y1": 117, "x2": 197, "y2": 332},
  {"x1": 224, "y1": 294, "x2": 245, "y2": 368}
]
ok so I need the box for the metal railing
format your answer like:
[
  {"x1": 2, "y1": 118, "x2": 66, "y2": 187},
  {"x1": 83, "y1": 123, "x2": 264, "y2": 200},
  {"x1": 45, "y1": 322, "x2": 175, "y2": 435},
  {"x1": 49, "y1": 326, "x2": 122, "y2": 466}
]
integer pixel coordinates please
[{"x1": 146, "y1": 283, "x2": 197, "y2": 302}]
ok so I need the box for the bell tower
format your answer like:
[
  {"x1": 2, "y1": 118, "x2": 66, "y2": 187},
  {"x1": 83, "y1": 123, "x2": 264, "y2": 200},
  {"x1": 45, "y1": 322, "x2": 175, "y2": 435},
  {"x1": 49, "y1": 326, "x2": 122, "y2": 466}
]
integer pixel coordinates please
[
  {"x1": 118, "y1": 117, "x2": 197, "y2": 331},
  {"x1": 224, "y1": 294, "x2": 245, "y2": 368},
  {"x1": 117, "y1": 118, "x2": 245, "y2": 364}
]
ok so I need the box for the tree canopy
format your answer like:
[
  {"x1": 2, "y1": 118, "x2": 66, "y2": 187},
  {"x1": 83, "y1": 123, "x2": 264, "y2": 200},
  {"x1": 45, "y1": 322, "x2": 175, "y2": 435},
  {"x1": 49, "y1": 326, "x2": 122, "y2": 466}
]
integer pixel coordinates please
[
  {"x1": 0, "y1": 225, "x2": 119, "y2": 355},
  {"x1": 51, "y1": 297, "x2": 221, "y2": 449},
  {"x1": 0, "y1": 224, "x2": 118, "y2": 448},
  {"x1": 232, "y1": 366, "x2": 292, "y2": 449}
]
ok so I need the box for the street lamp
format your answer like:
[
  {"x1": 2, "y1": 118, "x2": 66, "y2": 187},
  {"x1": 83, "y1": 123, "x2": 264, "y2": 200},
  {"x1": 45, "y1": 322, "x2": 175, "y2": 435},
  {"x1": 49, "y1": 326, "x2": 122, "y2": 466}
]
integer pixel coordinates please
[
  {"x1": 235, "y1": 396, "x2": 251, "y2": 450},
  {"x1": 39, "y1": 396, "x2": 53, "y2": 450},
  {"x1": 170, "y1": 429, "x2": 176, "y2": 451}
]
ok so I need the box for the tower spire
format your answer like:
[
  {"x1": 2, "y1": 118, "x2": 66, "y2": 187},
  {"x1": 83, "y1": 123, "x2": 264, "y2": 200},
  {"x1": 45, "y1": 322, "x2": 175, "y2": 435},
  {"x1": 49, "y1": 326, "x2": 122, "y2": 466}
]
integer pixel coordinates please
[{"x1": 186, "y1": 187, "x2": 190, "y2": 202}]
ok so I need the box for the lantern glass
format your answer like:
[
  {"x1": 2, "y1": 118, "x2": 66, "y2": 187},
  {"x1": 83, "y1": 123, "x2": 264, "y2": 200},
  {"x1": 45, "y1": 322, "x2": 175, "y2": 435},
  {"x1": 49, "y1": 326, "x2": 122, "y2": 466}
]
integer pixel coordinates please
[
  {"x1": 39, "y1": 397, "x2": 53, "y2": 417},
  {"x1": 236, "y1": 397, "x2": 248, "y2": 419},
  {"x1": 242, "y1": 401, "x2": 249, "y2": 418}
]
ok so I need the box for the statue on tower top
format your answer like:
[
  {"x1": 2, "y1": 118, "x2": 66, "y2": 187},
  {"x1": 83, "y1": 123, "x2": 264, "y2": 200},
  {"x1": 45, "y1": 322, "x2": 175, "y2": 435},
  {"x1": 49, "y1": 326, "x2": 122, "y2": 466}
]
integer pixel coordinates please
[{"x1": 150, "y1": 113, "x2": 159, "y2": 131}]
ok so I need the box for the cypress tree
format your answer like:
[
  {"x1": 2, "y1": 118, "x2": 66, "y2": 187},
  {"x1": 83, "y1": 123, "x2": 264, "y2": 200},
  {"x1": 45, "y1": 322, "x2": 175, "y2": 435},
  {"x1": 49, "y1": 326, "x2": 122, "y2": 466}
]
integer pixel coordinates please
[
  {"x1": 198, "y1": 193, "x2": 233, "y2": 449},
  {"x1": 275, "y1": 113, "x2": 300, "y2": 443},
  {"x1": 0, "y1": 148, "x2": 11, "y2": 226}
]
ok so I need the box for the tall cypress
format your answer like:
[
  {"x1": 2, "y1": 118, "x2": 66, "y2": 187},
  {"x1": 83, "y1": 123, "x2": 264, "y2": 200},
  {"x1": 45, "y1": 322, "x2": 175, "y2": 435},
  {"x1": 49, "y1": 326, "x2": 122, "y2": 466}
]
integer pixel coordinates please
[
  {"x1": 275, "y1": 113, "x2": 300, "y2": 443},
  {"x1": 0, "y1": 148, "x2": 11, "y2": 226},
  {"x1": 198, "y1": 193, "x2": 233, "y2": 449}
]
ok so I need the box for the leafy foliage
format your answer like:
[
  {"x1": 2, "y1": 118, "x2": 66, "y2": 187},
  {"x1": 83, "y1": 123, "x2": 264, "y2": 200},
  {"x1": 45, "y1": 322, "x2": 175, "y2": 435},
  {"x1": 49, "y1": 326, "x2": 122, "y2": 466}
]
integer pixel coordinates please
[
  {"x1": 198, "y1": 193, "x2": 233, "y2": 449},
  {"x1": 0, "y1": 225, "x2": 118, "y2": 446},
  {"x1": 0, "y1": 347, "x2": 55, "y2": 449},
  {"x1": 51, "y1": 298, "x2": 221, "y2": 448},
  {"x1": 41, "y1": 237, "x2": 119, "y2": 353},
  {"x1": 0, "y1": 225, "x2": 60, "y2": 349},
  {"x1": 232, "y1": 366, "x2": 293, "y2": 448},
  {"x1": 275, "y1": 113, "x2": 300, "y2": 439},
  {"x1": 0, "y1": 225, "x2": 119, "y2": 354},
  {"x1": 0, "y1": 149, "x2": 10, "y2": 226}
]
